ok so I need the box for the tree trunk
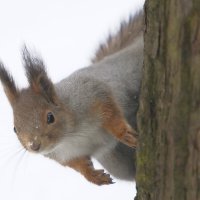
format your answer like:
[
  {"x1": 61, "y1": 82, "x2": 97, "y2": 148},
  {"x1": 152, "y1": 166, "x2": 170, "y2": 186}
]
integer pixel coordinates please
[{"x1": 135, "y1": 0, "x2": 200, "y2": 200}]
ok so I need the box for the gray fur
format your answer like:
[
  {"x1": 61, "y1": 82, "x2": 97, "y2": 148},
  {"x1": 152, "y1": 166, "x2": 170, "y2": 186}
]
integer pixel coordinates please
[{"x1": 50, "y1": 36, "x2": 143, "y2": 180}]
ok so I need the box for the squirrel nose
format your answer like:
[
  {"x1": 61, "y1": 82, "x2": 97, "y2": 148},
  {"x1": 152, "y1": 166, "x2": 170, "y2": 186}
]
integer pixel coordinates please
[{"x1": 29, "y1": 141, "x2": 41, "y2": 152}]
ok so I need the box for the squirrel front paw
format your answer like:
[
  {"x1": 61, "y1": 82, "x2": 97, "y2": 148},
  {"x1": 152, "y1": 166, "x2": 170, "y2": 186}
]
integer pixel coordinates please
[
  {"x1": 119, "y1": 126, "x2": 138, "y2": 148},
  {"x1": 66, "y1": 156, "x2": 114, "y2": 186},
  {"x1": 92, "y1": 98, "x2": 138, "y2": 148},
  {"x1": 103, "y1": 117, "x2": 138, "y2": 148},
  {"x1": 85, "y1": 169, "x2": 114, "y2": 186}
]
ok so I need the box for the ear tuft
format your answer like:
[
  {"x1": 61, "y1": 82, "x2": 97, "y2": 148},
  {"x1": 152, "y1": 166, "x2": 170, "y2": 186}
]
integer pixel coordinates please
[
  {"x1": 0, "y1": 62, "x2": 19, "y2": 105},
  {"x1": 22, "y1": 46, "x2": 58, "y2": 104},
  {"x1": 22, "y1": 46, "x2": 46, "y2": 91}
]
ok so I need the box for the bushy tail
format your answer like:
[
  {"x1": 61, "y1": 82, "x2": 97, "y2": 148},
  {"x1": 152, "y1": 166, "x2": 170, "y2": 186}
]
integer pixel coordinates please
[{"x1": 91, "y1": 11, "x2": 143, "y2": 63}]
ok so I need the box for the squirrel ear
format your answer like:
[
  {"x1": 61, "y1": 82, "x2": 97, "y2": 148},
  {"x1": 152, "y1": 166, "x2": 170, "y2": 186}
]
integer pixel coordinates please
[
  {"x1": 0, "y1": 63, "x2": 19, "y2": 105},
  {"x1": 22, "y1": 47, "x2": 58, "y2": 105}
]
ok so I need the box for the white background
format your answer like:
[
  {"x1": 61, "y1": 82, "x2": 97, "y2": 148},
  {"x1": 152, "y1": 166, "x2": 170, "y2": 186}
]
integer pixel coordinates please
[{"x1": 0, "y1": 1, "x2": 144, "y2": 200}]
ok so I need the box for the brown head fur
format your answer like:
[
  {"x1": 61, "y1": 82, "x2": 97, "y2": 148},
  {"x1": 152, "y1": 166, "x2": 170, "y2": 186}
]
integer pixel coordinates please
[
  {"x1": 91, "y1": 11, "x2": 143, "y2": 63},
  {"x1": 0, "y1": 48, "x2": 74, "y2": 154}
]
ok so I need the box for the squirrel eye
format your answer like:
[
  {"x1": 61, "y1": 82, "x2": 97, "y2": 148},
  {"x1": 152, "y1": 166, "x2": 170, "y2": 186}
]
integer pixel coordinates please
[
  {"x1": 14, "y1": 127, "x2": 17, "y2": 133},
  {"x1": 47, "y1": 112, "x2": 55, "y2": 124}
]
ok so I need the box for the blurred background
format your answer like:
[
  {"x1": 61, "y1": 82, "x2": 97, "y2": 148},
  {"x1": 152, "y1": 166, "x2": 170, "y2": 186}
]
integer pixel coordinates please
[{"x1": 0, "y1": 0, "x2": 144, "y2": 199}]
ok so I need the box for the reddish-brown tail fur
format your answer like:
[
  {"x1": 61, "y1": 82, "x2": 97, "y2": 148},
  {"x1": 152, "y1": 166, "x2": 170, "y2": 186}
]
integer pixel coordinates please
[{"x1": 91, "y1": 11, "x2": 143, "y2": 63}]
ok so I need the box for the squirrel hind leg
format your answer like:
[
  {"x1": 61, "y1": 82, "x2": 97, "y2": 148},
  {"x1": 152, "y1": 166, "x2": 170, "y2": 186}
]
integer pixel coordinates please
[{"x1": 91, "y1": 98, "x2": 138, "y2": 148}]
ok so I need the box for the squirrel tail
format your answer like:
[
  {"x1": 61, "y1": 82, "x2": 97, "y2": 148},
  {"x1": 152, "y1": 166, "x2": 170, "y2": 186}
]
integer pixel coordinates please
[{"x1": 91, "y1": 10, "x2": 143, "y2": 64}]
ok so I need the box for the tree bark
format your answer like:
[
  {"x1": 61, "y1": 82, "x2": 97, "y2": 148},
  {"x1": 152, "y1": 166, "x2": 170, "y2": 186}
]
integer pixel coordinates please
[{"x1": 135, "y1": 0, "x2": 200, "y2": 200}]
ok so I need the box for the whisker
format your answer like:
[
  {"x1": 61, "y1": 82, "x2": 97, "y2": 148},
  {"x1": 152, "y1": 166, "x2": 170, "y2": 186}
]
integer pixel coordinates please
[
  {"x1": 21, "y1": 150, "x2": 29, "y2": 174},
  {"x1": 0, "y1": 147, "x2": 19, "y2": 158},
  {"x1": 11, "y1": 149, "x2": 27, "y2": 190},
  {"x1": 0, "y1": 146, "x2": 26, "y2": 164},
  {"x1": 0, "y1": 145, "x2": 27, "y2": 191}
]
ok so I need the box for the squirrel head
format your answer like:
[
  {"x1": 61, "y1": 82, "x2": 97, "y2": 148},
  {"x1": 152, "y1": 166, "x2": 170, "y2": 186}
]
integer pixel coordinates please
[{"x1": 0, "y1": 47, "x2": 74, "y2": 154}]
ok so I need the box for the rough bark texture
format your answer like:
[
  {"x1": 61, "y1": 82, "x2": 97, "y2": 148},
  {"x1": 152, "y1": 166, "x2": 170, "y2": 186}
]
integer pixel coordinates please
[{"x1": 135, "y1": 0, "x2": 200, "y2": 200}]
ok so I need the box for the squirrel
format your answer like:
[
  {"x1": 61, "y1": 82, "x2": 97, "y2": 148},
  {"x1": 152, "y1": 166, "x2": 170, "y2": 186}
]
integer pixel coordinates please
[{"x1": 0, "y1": 11, "x2": 143, "y2": 186}]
